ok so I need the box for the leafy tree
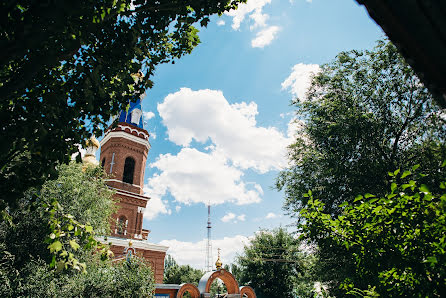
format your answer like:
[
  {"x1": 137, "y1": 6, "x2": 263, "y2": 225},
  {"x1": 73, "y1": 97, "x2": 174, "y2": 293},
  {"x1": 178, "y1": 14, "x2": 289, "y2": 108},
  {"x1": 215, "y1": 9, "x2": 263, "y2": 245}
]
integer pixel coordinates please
[
  {"x1": 277, "y1": 40, "x2": 446, "y2": 217},
  {"x1": 163, "y1": 254, "x2": 203, "y2": 285},
  {"x1": 0, "y1": 0, "x2": 244, "y2": 209},
  {"x1": 277, "y1": 40, "x2": 446, "y2": 296},
  {"x1": 2, "y1": 255, "x2": 154, "y2": 297},
  {"x1": 300, "y1": 166, "x2": 446, "y2": 297},
  {"x1": 0, "y1": 162, "x2": 118, "y2": 295},
  {"x1": 0, "y1": 162, "x2": 114, "y2": 271},
  {"x1": 234, "y1": 228, "x2": 312, "y2": 298}
]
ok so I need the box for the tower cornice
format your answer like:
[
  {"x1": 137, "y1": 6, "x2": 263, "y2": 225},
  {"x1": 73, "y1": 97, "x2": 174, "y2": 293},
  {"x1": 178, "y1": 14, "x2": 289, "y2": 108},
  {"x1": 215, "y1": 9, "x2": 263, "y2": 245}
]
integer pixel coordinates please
[{"x1": 100, "y1": 122, "x2": 151, "y2": 151}]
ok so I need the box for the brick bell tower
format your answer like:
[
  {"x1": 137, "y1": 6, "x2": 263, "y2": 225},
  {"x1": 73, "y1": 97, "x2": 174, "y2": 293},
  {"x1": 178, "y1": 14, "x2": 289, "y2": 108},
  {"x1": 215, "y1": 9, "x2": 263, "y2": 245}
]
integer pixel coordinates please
[{"x1": 99, "y1": 97, "x2": 168, "y2": 283}]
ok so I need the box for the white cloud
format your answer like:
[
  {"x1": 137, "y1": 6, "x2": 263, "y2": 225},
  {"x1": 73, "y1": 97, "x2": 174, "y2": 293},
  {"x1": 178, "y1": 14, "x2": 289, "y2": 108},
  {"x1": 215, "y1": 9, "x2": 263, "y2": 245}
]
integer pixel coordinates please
[
  {"x1": 143, "y1": 111, "x2": 155, "y2": 120},
  {"x1": 237, "y1": 214, "x2": 246, "y2": 221},
  {"x1": 265, "y1": 212, "x2": 277, "y2": 219},
  {"x1": 149, "y1": 131, "x2": 157, "y2": 139},
  {"x1": 158, "y1": 88, "x2": 291, "y2": 173},
  {"x1": 251, "y1": 25, "x2": 280, "y2": 48},
  {"x1": 144, "y1": 195, "x2": 171, "y2": 220},
  {"x1": 160, "y1": 235, "x2": 250, "y2": 269},
  {"x1": 217, "y1": 19, "x2": 225, "y2": 26},
  {"x1": 221, "y1": 212, "x2": 236, "y2": 222},
  {"x1": 226, "y1": 0, "x2": 272, "y2": 30},
  {"x1": 175, "y1": 205, "x2": 181, "y2": 213},
  {"x1": 221, "y1": 212, "x2": 246, "y2": 223},
  {"x1": 145, "y1": 148, "x2": 262, "y2": 208},
  {"x1": 249, "y1": 11, "x2": 269, "y2": 30},
  {"x1": 281, "y1": 63, "x2": 320, "y2": 100}
]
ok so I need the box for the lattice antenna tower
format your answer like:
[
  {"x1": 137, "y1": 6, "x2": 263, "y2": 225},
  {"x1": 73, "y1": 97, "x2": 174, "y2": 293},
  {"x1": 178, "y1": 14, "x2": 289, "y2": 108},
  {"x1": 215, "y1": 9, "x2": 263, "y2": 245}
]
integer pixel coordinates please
[{"x1": 205, "y1": 202, "x2": 213, "y2": 272}]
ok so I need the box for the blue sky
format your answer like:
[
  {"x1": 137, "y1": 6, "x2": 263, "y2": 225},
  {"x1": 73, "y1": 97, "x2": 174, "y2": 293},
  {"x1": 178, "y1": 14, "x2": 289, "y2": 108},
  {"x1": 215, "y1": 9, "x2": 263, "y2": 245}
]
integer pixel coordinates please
[{"x1": 127, "y1": 0, "x2": 384, "y2": 269}]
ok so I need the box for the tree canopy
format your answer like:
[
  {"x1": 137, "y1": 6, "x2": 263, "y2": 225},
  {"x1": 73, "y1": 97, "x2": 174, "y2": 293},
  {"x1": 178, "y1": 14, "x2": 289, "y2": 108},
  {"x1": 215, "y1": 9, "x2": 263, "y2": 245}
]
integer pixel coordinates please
[
  {"x1": 301, "y1": 167, "x2": 446, "y2": 297},
  {"x1": 277, "y1": 40, "x2": 446, "y2": 217},
  {"x1": 0, "y1": 0, "x2": 244, "y2": 209},
  {"x1": 233, "y1": 228, "x2": 312, "y2": 298},
  {"x1": 163, "y1": 254, "x2": 203, "y2": 285},
  {"x1": 0, "y1": 162, "x2": 155, "y2": 297},
  {"x1": 277, "y1": 40, "x2": 446, "y2": 296}
]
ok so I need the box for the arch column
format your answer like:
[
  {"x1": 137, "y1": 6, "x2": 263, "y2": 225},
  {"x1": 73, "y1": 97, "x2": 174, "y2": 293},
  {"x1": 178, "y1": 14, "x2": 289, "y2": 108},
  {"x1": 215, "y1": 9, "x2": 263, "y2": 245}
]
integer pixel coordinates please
[
  {"x1": 240, "y1": 286, "x2": 256, "y2": 298},
  {"x1": 198, "y1": 269, "x2": 240, "y2": 296},
  {"x1": 176, "y1": 283, "x2": 200, "y2": 298}
]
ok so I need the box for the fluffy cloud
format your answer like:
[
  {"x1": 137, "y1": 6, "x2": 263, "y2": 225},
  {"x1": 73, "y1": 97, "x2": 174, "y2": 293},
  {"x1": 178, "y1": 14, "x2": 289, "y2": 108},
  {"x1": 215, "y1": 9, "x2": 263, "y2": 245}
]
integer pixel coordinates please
[
  {"x1": 221, "y1": 212, "x2": 236, "y2": 222},
  {"x1": 217, "y1": 19, "x2": 225, "y2": 26},
  {"x1": 251, "y1": 26, "x2": 280, "y2": 48},
  {"x1": 144, "y1": 148, "x2": 262, "y2": 208},
  {"x1": 281, "y1": 63, "x2": 320, "y2": 100},
  {"x1": 158, "y1": 88, "x2": 290, "y2": 173},
  {"x1": 224, "y1": 0, "x2": 280, "y2": 48},
  {"x1": 143, "y1": 111, "x2": 155, "y2": 120},
  {"x1": 265, "y1": 212, "x2": 277, "y2": 219},
  {"x1": 144, "y1": 195, "x2": 171, "y2": 220},
  {"x1": 221, "y1": 212, "x2": 246, "y2": 223},
  {"x1": 238, "y1": 214, "x2": 246, "y2": 221},
  {"x1": 160, "y1": 235, "x2": 250, "y2": 269},
  {"x1": 249, "y1": 10, "x2": 269, "y2": 30},
  {"x1": 226, "y1": 0, "x2": 272, "y2": 30}
]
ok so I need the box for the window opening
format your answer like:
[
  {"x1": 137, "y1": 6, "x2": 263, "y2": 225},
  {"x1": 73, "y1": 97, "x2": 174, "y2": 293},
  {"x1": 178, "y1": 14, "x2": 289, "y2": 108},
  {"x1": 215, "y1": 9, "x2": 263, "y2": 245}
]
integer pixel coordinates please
[{"x1": 123, "y1": 157, "x2": 135, "y2": 184}]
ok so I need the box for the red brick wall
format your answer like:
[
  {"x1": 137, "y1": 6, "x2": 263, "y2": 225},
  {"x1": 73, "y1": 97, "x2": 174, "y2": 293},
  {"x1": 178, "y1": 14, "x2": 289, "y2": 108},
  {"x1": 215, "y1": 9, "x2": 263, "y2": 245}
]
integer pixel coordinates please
[
  {"x1": 109, "y1": 192, "x2": 147, "y2": 238},
  {"x1": 100, "y1": 127, "x2": 149, "y2": 195},
  {"x1": 101, "y1": 123, "x2": 166, "y2": 284},
  {"x1": 110, "y1": 244, "x2": 166, "y2": 283}
]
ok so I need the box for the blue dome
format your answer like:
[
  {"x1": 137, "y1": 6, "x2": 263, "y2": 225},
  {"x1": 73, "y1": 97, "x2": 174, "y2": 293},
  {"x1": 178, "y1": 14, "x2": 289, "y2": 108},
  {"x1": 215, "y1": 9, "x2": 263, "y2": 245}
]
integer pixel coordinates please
[{"x1": 118, "y1": 99, "x2": 145, "y2": 129}]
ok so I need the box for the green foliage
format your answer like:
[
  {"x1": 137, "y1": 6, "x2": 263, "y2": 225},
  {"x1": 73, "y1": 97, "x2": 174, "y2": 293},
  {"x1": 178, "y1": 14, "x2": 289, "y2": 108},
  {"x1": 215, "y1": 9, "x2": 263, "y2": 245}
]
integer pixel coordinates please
[
  {"x1": 41, "y1": 163, "x2": 116, "y2": 234},
  {"x1": 234, "y1": 228, "x2": 312, "y2": 298},
  {"x1": 0, "y1": 162, "x2": 119, "y2": 295},
  {"x1": 300, "y1": 168, "x2": 446, "y2": 297},
  {"x1": 277, "y1": 40, "x2": 446, "y2": 217},
  {"x1": 163, "y1": 254, "x2": 203, "y2": 285},
  {"x1": 0, "y1": 0, "x2": 245, "y2": 209},
  {"x1": 39, "y1": 163, "x2": 115, "y2": 271},
  {"x1": 1, "y1": 255, "x2": 154, "y2": 297},
  {"x1": 277, "y1": 40, "x2": 446, "y2": 296}
]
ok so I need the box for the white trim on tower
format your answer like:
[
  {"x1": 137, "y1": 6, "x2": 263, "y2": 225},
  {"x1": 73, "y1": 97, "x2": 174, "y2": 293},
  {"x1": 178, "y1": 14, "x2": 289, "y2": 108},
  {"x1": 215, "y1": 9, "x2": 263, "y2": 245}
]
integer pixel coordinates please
[{"x1": 100, "y1": 130, "x2": 151, "y2": 151}]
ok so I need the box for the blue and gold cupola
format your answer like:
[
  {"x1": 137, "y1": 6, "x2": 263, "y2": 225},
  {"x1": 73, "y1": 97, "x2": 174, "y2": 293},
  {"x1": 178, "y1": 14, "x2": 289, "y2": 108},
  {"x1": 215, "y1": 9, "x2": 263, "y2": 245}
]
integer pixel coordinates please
[{"x1": 117, "y1": 97, "x2": 145, "y2": 129}]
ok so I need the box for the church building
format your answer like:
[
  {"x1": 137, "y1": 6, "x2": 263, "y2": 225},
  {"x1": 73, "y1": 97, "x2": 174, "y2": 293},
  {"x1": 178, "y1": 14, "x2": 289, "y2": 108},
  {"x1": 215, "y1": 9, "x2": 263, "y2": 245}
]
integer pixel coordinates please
[{"x1": 98, "y1": 98, "x2": 168, "y2": 283}]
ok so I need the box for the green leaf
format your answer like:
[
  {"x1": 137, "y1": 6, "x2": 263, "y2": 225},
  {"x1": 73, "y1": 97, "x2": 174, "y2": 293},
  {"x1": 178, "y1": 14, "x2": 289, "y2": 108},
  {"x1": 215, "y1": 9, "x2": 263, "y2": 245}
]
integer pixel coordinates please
[
  {"x1": 373, "y1": 206, "x2": 382, "y2": 213},
  {"x1": 419, "y1": 184, "x2": 429, "y2": 194},
  {"x1": 400, "y1": 170, "x2": 411, "y2": 179},
  {"x1": 69, "y1": 240, "x2": 80, "y2": 251},
  {"x1": 393, "y1": 169, "x2": 400, "y2": 176},
  {"x1": 364, "y1": 193, "x2": 375, "y2": 199},
  {"x1": 402, "y1": 183, "x2": 411, "y2": 190},
  {"x1": 425, "y1": 256, "x2": 437, "y2": 264},
  {"x1": 339, "y1": 201, "x2": 348, "y2": 207},
  {"x1": 391, "y1": 182, "x2": 397, "y2": 192},
  {"x1": 85, "y1": 225, "x2": 93, "y2": 233},
  {"x1": 412, "y1": 164, "x2": 420, "y2": 171},
  {"x1": 48, "y1": 241, "x2": 63, "y2": 253},
  {"x1": 354, "y1": 195, "x2": 363, "y2": 202}
]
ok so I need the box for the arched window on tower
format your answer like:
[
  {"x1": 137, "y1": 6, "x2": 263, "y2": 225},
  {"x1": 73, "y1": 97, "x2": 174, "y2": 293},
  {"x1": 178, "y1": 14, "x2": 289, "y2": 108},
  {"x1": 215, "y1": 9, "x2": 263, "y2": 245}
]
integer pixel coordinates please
[
  {"x1": 117, "y1": 215, "x2": 128, "y2": 235},
  {"x1": 101, "y1": 158, "x2": 106, "y2": 168},
  {"x1": 123, "y1": 157, "x2": 135, "y2": 184}
]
